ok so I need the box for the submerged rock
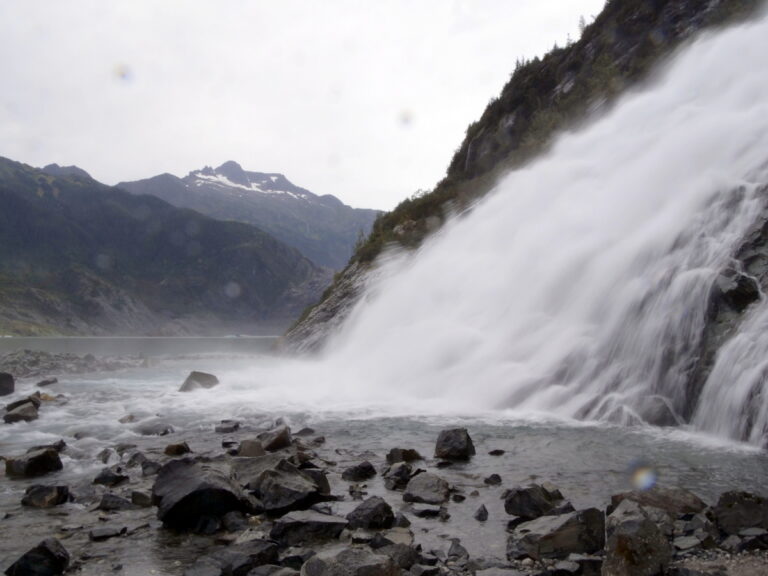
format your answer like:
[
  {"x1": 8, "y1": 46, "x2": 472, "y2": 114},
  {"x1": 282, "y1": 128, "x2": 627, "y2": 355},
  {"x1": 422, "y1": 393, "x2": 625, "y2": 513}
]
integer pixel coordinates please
[
  {"x1": 0, "y1": 372, "x2": 14, "y2": 396},
  {"x1": 93, "y1": 466, "x2": 129, "y2": 487},
  {"x1": 133, "y1": 419, "x2": 175, "y2": 436},
  {"x1": 4, "y1": 538, "x2": 70, "y2": 575},
  {"x1": 6, "y1": 448, "x2": 63, "y2": 479},
  {"x1": 434, "y1": 428, "x2": 475, "y2": 460},
  {"x1": 179, "y1": 371, "x2": 220, "y2": 392},
  {"x1": 151, "y1": 458, "x2": 249, "y2": 532}
]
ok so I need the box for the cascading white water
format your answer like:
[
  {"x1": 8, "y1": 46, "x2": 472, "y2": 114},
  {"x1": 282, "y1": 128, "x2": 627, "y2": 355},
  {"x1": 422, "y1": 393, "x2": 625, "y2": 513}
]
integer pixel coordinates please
[{"x1": 238, "y1": 11, "x2": 768, "y2": 444}]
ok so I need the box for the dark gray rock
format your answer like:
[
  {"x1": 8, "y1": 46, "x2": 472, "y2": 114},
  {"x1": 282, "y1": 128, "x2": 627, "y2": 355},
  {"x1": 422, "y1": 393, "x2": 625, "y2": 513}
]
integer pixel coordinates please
[
  {"x1": 342, "y1": 461, "x2": 376, "y2": 482},
  {"x1": 384, "y1": 462, "x2": 413, "y2": 490},
  {"x1": 179, "y1": 370, "x2": 220, "y2": 392},
  {"x1": 269, "y1": 510, "x2": 347, "y2": 545},
  {"x1": 377, "y1": 543, "x2": 419, "y2": 570},
  {"x1": 4, "y1": 402, "x2": 39, "y2": 424},
  {"x1": 602, "y1": 501, "x2": 672, "y2": 576},
  {"x1": 36, "y1": 377, "x2": 58, "y2": 387},
  {"x1": 403, "y1": 473, "x2": 449, "y2": 505},
  {"x1": 215, "y1": 420, "x2": 240, "y2": 433},
  {"x1": 98, "y1": 493, "x2": 134, "y2": 511},
  {"x1": 0, "y1": 372, "x2": 14, "y2": 396},
  {"x1": 610, "y1": 486, "x2": 707, "y2": 517},
  {"x1": 93, "y1": 466, "x2": 129, "y2": 487},
  {"x1": 21, "y1": 485, "x2": 70, "y2": 508},
  {"x1": 89, "y1": 525, "x2": 127, "y2": 541},
  {"x1": 6, "y1": 393, "x2": 42, "y2": 412},
  {"x1": 142, "y1": 460, "x2": 162, "y2": 476},
  {"x1": 183, "y1": 540, "x2": 278, "y2": 576},
  {"x1": 504, "y1": 484, "x2": 561, "y2": 520},
  {"x1": 386, "y1": 448, "x2": 423, "y2": 464},
  {"x1": 712, "y1": 490, "x2": 768, "y2": 535},
  {"x1": 507, "y1": 508, "x2": 605, "y2": 560},
  {"x1": 5, "y1": 448, "x2": 63, "y2": 478},
  {"x1": 484, "y1": 474, "x2": 502, "y2": 486},
  {"x1": 434, "y1": 428, "x2": 475, "y2": 460},
  {"x1": 131, "y1": 490, "x2": 153, "y2": 507},
  {"x1": 151, "y1": 458, "x2": 248, "y2": 532},
  {"x1": 251, "y1": 459, "x2": 326, "y2": 513},
  {"x1": 301, "y1": 547, "x2": 398, "y2": 576},
  {"x1": 347, "y1": 496, "x2": 395, "y2": 529},
  {"x1": 165, "y1": 441, "x2": 192, "y2": 456},
  {"x1": 4, "y1": 538, "x2": 70, "y2": 575},
  {"x1": 238, "y1": 439, "x2": 266, "y2": 457},
  {"x1": 259, "y1": 425, "x2": 292, "y2": 451},
  {"x1": 474, "y1": 504, "x2": 489, "y2": 522},
  {"x1": 410, "y1": 566, "x2": 441, "y2": 576}
]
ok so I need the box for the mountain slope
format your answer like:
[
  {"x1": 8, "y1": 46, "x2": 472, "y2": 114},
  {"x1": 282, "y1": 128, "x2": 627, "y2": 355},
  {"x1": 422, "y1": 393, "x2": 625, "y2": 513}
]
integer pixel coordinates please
[
  {"x1": 0, "y1": 157, "x2": 331, "y2": 335},
  {"x1": 118, "y1": 161, "x2": 380, "y2": 269},
  {"x1": 283, "y1": 0, "x2": 762, "y2": 351}
]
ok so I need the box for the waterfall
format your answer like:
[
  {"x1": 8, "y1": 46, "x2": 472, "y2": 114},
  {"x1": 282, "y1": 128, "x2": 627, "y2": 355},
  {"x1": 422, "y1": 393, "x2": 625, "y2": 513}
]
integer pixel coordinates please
[{"x1": 247, "y1": 12, "x2": 768, "y2": 445}]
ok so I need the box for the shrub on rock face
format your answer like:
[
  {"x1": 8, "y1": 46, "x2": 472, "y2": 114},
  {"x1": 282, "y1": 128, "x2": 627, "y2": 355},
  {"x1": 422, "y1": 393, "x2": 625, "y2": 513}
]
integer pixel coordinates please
[
  {"x1": 4, "y1": 538, "x2": 70, "y2": 575},
  {"x1": 5, "y1": 448, "x2": 63, "y2": 479},
  {"x1": 434, "y1": 428, "x2": 475, "y2": 460},
  {"x1": 151, "y1": 458, "x2": 249, "y2": 532}
]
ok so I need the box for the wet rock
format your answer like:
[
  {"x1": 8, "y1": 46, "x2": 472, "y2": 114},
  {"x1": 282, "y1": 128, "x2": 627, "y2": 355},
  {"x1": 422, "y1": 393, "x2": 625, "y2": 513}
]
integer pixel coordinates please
[
  {"x1": 674, "y1": 535, "x2": 702, "y2": 551},
  {"x1": 21, "y1": 485, "x2": 70, "y2": 508},
  {"x1": 89, "y1": 525, "x2": 127, "y2": 541},
  {"x1": 215, "y1": 420, "x2": 240, "y2": 433},
  {"x1": 93, "y1": 466, "x2": 129, "y2": 487},
  {"x1": 239, "y1": 439, "x2": 266, "y2": 457},
  {"x1": 179, "y1": 370, "x2": 220, "y2": 392},
  {"x1": 6, "y1": 392, "x2": 42, "y2": 411},
  {"x1": 386, "y1": 448, "x2": 423, "y2": 464},
  {"x1": 134, "y1": 419, "x2": 175, "y2": 436},
  {"x1": 184, "y1": 540, "x2": 278, "y2": 576},
  {"x1": 412, "y1": 505, "x2": 442, "y2": 519},
  {"x1": 370, "y1": 528, "x2": 414, "y2": 549},
  {"x1": 474, "y1": 569, "x2": 525, "y2": 576},
  {"x1": 484, "y1": 474, "x2": 502, "y2": 486},
  {"x1": 0, "y1": 372, "x2": 14, "y2": 396},
  {"x1": 347, "y1": 496, "x2": 395, "y2": 529},
  {"x1": 488, "y1": 449, "x2": 505, "y2": 456},
  {"x1": 507, "y1": 508, "x2": 605, "y2": 560},
  {"x1": 165, "y1": 441, "x2": 191, "y2": 456},
  {"x1": 394, "y1": 513, "x2": 411, "y2": 528},
  {"x1": 504, "y1": 484, "x2": 562, "y2": 520},
  {"x1": 4, "y1": 402, "x2": 39, "y2": 424},
  {"x1": 98, "y1": 493, "x2": 134, "y2": 511},
  {"x1": 384, "y1": 462, "x2": 413, "y2": 490},
  {"x1": 4, "y1": 537, "x2": 70, "y2": 575},
  {"x1": 434, "y1": 428, "x2": 475, "y2": 460},
  {"x1": 712, "y1": 490, "x2": 768, "y2": 535},
  {"x1": 119, "y1": 413, "x2": 137, "y2": 424},
  {"x1": 403, "y1": 473, "x2": 450, "y2": 505},
  {"x1": 131, "y1": 490, "x2": 153, "y2": 507},
  {"x1": 36, "y1": 377, "x2": 58, "y2": 387},
  {"x1": 301, "y1": 547, "x2": 398, "y2": 576},
  {"x1": 474, "y1": 504, "x2": 489, "y2": 522},
  {"x1": 377, "y1": 543, "x2": 419, "y2": 570},
  {"x1": 97, "y1": 447, "x2": 117, "y2": 464},
  {"x1": 152, "y1": 458, "x2": 249, "y2": 532},
  {"x1": 410, "y1": 566, "x2": 441, "y2": 576},
  {"x1": 27, "y1": 439, "x2": 67, "y2": 454},
  {"x1": 269, "y1": 510, "x2": 347, "y2": 545},
  {"x1": 295, "y1": 427, "x2": 316, "y2": 436},
  {"x1": 603, "y1": 501, "x2": 671, "y2": 576},
  {"x1": 610, "y1": 486, "x2": 707, "y2": 517},
  {"x1": 222, "y1": 510, "x2": 249, "y2": 532},
  {"x1": 259, "y1": 425, "x2": 292, "y2": 451},
  {"x1": 251, "y1": 459, "x2": 327, "y2": 513},
  {"x1": 564, "y1": 553, "x2": 602, "y2": 576},
  {"x1": 342, "y1": 460, "x2": 376, "y2": 482},
  {"x1": 6, "y1": 448, "x2": 63, "y2": 478},
  {"x1": 142, "y1": 460, "x2": 161, "y2": 476},
  {"x1": 719, "y1": 534, "x2": 743, "y2": 553}
]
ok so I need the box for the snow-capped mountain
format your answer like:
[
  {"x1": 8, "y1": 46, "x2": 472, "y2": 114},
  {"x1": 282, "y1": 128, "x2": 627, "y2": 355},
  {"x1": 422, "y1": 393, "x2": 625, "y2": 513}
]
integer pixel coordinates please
[{"x1": 119, "y1": 161, "x2": 379, "y2": 269}]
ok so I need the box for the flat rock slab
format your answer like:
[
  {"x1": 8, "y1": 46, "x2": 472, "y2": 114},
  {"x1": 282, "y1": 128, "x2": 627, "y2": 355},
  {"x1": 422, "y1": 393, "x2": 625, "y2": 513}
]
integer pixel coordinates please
[
  {"x1": 6, "y1": 448, "x2": 63, "y2": 479},
  {"x1": 269, "y1": 510, "x2": 348, "y2": 546},
  {"x1": 89, "y1": 525, "x2": 128, "y2": 541}
]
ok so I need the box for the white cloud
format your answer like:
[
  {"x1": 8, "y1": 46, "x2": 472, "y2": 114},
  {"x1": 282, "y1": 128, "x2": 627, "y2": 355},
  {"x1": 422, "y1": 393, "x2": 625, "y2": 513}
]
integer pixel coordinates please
[{"x1": 0, "y1": 1, "x2": 605, "y2": 209}]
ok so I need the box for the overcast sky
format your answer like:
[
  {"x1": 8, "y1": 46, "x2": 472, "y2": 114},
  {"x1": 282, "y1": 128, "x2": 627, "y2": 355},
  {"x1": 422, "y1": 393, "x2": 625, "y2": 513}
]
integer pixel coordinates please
[{"x1": 0, "y1": 1, "x2": 605, "y2": 210}]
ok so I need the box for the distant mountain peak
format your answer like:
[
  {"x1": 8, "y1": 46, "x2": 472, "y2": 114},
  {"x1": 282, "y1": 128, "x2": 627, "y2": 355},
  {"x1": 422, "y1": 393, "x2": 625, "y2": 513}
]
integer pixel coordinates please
[
  {"x1": 42, "y1": 163, "x2": 91, "y2": 180},
  {"x1": 215, "y1": 160, "x2": 249, "y2": 186}
]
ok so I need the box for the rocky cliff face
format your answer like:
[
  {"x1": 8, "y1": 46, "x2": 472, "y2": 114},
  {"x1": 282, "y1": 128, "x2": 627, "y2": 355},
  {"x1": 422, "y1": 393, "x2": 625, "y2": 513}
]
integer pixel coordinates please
[
  {"x1": 283, "y1": 0, "x2": 762, "y2": 352},
  {"x1": 119, "y1": 161, "x2": 380, "y2": 270},
  {"x1": 0, "y1": 157, "x2": 332, "y2": 336}
]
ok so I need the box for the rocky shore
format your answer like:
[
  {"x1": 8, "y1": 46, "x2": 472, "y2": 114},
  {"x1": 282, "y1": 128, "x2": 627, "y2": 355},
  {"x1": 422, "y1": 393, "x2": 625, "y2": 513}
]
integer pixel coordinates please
[
  {"x1": 0, "y1": 349, "x2": 144, "y2": 380},
  {"x1": 2, "y1": 373, "x2": 768, "y2": 576}
]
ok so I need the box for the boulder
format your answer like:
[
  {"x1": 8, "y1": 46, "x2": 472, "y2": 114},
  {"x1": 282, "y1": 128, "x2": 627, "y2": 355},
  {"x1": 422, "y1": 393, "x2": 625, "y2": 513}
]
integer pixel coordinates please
[
  {"x1": 6, "y1": 393, "x2": 42, "y2": 412},
  {"x1": 603, "y1": 503, "x2": 672, "y2": 576},
  {"x1": 151, "y1": 458, "x2": 249, "y2": 532},
  {"x1": 98, "y1": 493, "x2": 135, "y2": 511},
  {"x1": 93, "y1": 467, "x2": 129, "y2": 487},
  {"x1": 250, "y1": 459, "x2": 326, "y2": 513},
  {"x1": 386, "y1": 448, "x2": 423, "y2": 464},
  {"x1": 504, "y1": 484, "x2": 562, "y2": 520},
  {"x1": 507, "y1": 508, "x2": 605, "y2": 560},
  {"x1": 165, "y1": 442, "x2": 192, "y2": 456},
  {"x1": 300, "y1": 547, "x2": 398, "y2": 576},
  {"x1": 376, "y1": 543, "x2": 419, "y2": 570},
  {"x1": 434, "y1": 428, "x2": 475, "y2": 460},
  {"x1": 233, "y1": 440, "x2": 264, "y2": 459},
  {"x1": 4, "y1": 402, "x2": 39, "y2": 424},
  {"x1": 5, "y1": 448, "x2": 63, "y2": 478},
  {"x1": 342, "y1": 461, "x2": 376, "y2": 482},
  {"x1": 0, "y1": 372, "x2": 14, "y2": 396},
  {"x1": 259, "y1": 425, "x2": 292, "y2": 451},
  {"x1": 384, "y1": 462, "x2": 413, "y2": 490},
  {"x1": 4, "y1": 538, "x2": 70, "y2": 575},
  {"x1": 179, "y1": 371, "x2": 219, "y2": 392},
  {"x1": 403, "y1": 473, "x2": 450, "y2": 505},
  {"x1": 474, "y1": 504, "x2": 489, "y2": 522},
  {"x1": 269, "y1": 510, "x2": 347, "y2": 546},
  {"x1": 712, "y1": 491, "x2": 768, "y2": 535},
  {"x1": 21, "y1": 485, "x2": 70, "y2": 508},
  {"x1": 610, "y1": 486, "x2": 707, "y2": 517},
  {"x1": 347, "y1": 496, "x2": 395, "y2": 529}
]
